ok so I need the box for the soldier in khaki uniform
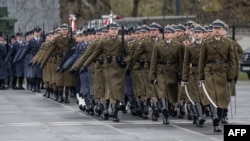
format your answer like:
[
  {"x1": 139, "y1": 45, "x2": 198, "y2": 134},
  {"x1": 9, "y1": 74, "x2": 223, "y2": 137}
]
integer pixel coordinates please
[
  {"x1": 70, "y1": 27, "x2": 107, "y2": 118},
  {"x1": 220, "y1": 23, "x2": 244, "y2": 124},
  {"x1": 199, "y1": 19, "x2": 235, "y2": 132},
  {"x1": 130, "y1": 22, "x2": 162, "y2": 121},
  {"x1": 128, "y1": 25, "x2": 150, "y2": 118},
  {"x1": 150, "y1": 25, "x2": 183, "y2": 124},
  {"x1": 182, "y1": 24, "x2": 210, "y2": 127},
  {"x1": 41, "y1": 24, "x2": 76, "y2": 103},
  {"x1": 80, "y1": 23, "x2": 131, "y2": 122}
]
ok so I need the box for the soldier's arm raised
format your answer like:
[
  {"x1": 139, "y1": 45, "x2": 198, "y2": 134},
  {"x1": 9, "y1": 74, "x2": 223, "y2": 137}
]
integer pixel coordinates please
[
  {"x1": 82, "y1": 40, "x2": 103, "y2": 67},
  {"x1": 40, "y1": 42, "x2": 56, "y2": 67},
  {"x1": 71, "y1": 41, "x2": 96, "y2": 70}
]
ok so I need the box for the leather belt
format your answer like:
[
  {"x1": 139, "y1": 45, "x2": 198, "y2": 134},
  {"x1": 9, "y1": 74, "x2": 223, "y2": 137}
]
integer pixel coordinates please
[
  {"x1": 158, "y1": 61, "x2": 176, "y2": 65},
  {"x1": 207, "y1": 59, "x2": 227, "y2": 64}
]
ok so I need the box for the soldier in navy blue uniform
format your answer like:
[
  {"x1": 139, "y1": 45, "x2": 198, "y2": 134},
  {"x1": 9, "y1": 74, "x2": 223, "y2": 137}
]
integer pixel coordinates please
[
  {"x1": 23, "y1": 31, "x2": 34, "y2": 90},
  {"x1": 17, "y1": 27, "x2": 43, "y2": 92},
  {"x1": 0, "y1": 32, "x2": 7, "y2": 90},
  {"x1": 12, "y1": 33, "x2": 26, "y2": 90},
  {"x1": 5, "y1": 35, "x2": 19, "y2": 89}
]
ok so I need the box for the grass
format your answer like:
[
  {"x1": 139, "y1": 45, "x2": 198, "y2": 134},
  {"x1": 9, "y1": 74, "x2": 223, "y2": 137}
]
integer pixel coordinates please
[{"x1": 238, "y1": 71, "x2": 249, "y2": 80}]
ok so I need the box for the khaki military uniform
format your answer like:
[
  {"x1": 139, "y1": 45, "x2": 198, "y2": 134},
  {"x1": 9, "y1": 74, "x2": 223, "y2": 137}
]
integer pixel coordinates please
[
  {"x1": 182, "y1": 42, "x2": 210, "y2": 105},
  {"x1": 42, "y1": 35, "x2": 76, "y2": 87},
  {"x1": 150, "y1": 39, "x2": 183, "y2": 102},
  {"x1": 88, "y1": 39, "x2": 105, "y2": 99},
  {"x1": 199, "y1": 37, "x2": 236, "y2": 109},
  {"x1": 228, "y1": 39, "x2": 244, "y2": 96},
  {"x1": 131, "y1": 37, "x2": 161, "y2": 98},
  {"x1": 83, "y1": 36, "x2": 130, "y2": 101},
  {"x1": 129, "y1": 39, "x2": 146, "y2": 98}
]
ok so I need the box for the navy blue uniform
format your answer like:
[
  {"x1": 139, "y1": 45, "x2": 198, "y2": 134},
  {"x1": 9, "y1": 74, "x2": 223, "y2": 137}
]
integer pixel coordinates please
[{"x1": 0, "y1": 41, "x2": 7, "y2": 89}]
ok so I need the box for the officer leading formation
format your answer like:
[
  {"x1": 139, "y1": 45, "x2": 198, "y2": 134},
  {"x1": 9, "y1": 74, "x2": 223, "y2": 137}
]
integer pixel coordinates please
[{"x1": 0, "y1": 18, "x2": 243, "y2": 133}]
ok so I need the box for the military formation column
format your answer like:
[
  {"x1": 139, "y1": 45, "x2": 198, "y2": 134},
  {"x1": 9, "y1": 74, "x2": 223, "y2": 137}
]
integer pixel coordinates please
[{"x1": 0, "y1": 18, "x2": 243, "y2": 133}]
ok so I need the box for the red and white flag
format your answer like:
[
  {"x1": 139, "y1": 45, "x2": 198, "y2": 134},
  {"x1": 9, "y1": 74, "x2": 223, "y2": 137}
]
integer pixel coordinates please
[{"x1": 103, "y1": 12, "x2": 113, "y2": 26}]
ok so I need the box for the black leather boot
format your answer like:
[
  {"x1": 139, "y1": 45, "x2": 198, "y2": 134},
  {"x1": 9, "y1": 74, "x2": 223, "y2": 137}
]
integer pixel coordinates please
[
  {"x1": 36, "y1": 78, "x2": 41, "y2": 93},
  {"x1": 58, "y1": 90, "x2": 64, "y2": 103},
  {"x1": 32, "y1": 78, "x2": 37, "y2": 92},
  {"x1": 46, "y1": 88, "x2": 51, "y2": 98},
  {"x1": 194, "y1": 103, "x2": 206, "y2": 127},
  {"x1": 17, "y1": 77, "x2": 25, "y2": 90},
  {"x1": 119, "y1": 100, "x2": 127, "y2": 113},
  {"x1": 178, "y1": 100, "x2": 185, "y2": 118},
  {"x1": 95, "y1": 100, "x2": 102, "y2": 116},
  {"x1": 64, "y1": 91, "x2": 70, "y2": 103},
  {"x1": 161, "y1": 98, "x2": 169, "y2": 124},
  {"x1": 111, "y1": 102, "x2": 119, "y2": 122},
  {"x1": 186, "y1": 103, "x2": 193, "y2": 120},
  {"x1": 142, "y1": 100, "x2": 149, "y2": 119},
  {"x1": 54, "y1": 90, "x2": 59, "y2": 101},
  {"x1": 213, "y1": 118, "x2": 222, "y2": 132},
  {"x1": 43, "y1": 87, "x2": 48, "y2": 97},
  {"x1": 12, "y1": 77, "x2": 17, "y2": 90},
  {"x1": 209, "y1": 105, "x2": 222, "y2": 132},
  {"x1": 88, "y1": 98, "x2": 94, "y2": 115},
  {"x1": 152, "y1": 102, "x2": 159, "y2": 121},
  {"x1": 101, "y1": 100, "x2": 109, "y2": 120},
  {"x1": 221, "y1": 108, "x2": 228, "y2": 124}
]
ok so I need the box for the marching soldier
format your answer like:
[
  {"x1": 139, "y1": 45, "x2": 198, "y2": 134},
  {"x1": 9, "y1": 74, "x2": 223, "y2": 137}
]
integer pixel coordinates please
[
  {"x1": 24, "y1": 31, "x2": 34, "y2": 90},
  {"x1": 176, "y1": 21, "x2": 196, "y2": 120},
  {"x1": 5, "y1": 34, "x2": 20, "y2": 89},
  {"x1": 220, "y1": 23, "x2": 243, "y2": 124},
  {"x1": 80, "y1": 22, "x2": 131, "y2": 122},
  {"x1": 70, "y1": 26, "x2": 107, "y2": 118},
  {"x1": 199, "y1": 19, "x2": 235, "y2": 132},
  {"x1": 181, "y1": 24, "x2": 210, "y2": 127},
  {"x1": 31, "y1": 32, "x2": 54, "y2": 98},
  {"x1": 40, "y1": 30, "x2": 60, "y2": 101},
  {"x1": 130, "y1": 22, "x2": 162, "y2": 121},
  {"x1": 129, "y1": 25, "x2": 150, "y2": 118},
  {"x1": 150, "y1": 25, "x2": 183, "y2": 124},
  {"x1": 41, "y1": 23, "x2": 76, "y2": 103},
  {"x1": 12, "y1": 33, "x2": 26, "y2": 90}
]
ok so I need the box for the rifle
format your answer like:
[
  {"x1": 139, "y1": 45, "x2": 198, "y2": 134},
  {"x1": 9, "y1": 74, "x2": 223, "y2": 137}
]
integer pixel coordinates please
[
  {"x1": 120, "y1": 23, "x2": 128, "y2": 69},
  {"x1": 42, "y1": 23, "x2": 46, "y2": 42},
  {"x1": 232, "y1": 16, "x2": 235, "y2": 41}
]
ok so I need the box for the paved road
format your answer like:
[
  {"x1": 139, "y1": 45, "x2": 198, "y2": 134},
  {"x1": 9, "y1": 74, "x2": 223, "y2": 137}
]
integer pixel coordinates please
[{"x1": 0, "y1": 81, "x2": 250, "y2": 141}]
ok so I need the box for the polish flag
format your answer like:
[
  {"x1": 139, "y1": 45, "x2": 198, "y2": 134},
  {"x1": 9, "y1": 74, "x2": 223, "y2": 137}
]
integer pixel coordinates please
[{"x1": 103, "y1": 12, "x2": 113, "y2": 26}]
